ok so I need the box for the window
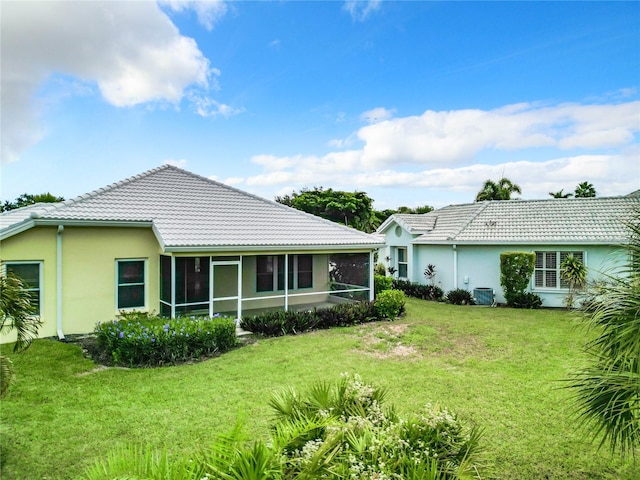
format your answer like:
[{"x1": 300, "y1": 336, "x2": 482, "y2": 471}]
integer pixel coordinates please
[
  {"x1": 116, "y1": 259, "x2": 146, "y2": 309},
  {"x1": 534, "y1": 251, "x2": 584, "y2": 289},
  {"x1": 256, "y1": 255, "x2": 313, "y2": 292},
  {"x1": 5, "y1": 262, "x2": 41, "y2": 315},
  {"x1": 397, "y1": 247, "x2": 408, "y2": 278}
]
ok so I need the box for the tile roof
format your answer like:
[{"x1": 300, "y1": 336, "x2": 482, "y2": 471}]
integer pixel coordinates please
[
  {"x1": 1, "y1": 166, "x2": 382, "y2": 250},
  {"x1": 384, "y1": 197, "x2": 639, "y2": 245}
]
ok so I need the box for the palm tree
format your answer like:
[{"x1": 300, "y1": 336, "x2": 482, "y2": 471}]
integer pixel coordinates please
[
  {"x1": 0, "y1": 271, "x2": 42, "y2": 397},
  {"x1": 574, "y1": 181, "x2": 596, "y2": 198},
  {"x1": 475, "y1": 177, "x2": 522, "y2": 202},
  {"x1": 567, "y1": 207, "x2": 640, "y2": 455},
  {"x1": 549, "y1": 189, "x2": 573, "y2": 199}
]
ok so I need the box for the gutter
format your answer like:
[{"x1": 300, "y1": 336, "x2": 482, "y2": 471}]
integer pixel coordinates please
[
  {"x1": 163, "y1": 243, "x2": 385, "y2": 253},
  {"x1": 56, "y1": 225, "x2": 65, "y2": 340}
]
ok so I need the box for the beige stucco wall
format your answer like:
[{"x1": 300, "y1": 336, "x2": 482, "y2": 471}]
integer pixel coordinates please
[
  {"x1": 1, "y1": 226, "x2": 161, "y2": 341},
  {"x1": 1, "y1": 226, "x2": 58, "y2": 340}
]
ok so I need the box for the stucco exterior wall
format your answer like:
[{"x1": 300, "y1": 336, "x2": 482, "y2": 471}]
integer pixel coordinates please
[
  {"x1": 1, "y1": 226, "x2": 59, "y2": 339},
  {"x1": 415, "y1": 243, "x2": 623, "y2": 308},
  {"x1": 380, "y1": 225, "x2": 419, "y2": 279}
]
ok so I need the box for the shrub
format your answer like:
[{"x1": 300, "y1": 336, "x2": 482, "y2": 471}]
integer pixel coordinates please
[
  {"x1": 86, "y1": 374, "x2": 485, "y2": 479},
  {"x1": 374, "y1": 274, "x2": 393, "y2": 296},
  {"x1": 94, "y1": 312, "x2": 236, "y2": 367},
  {"x1": 374, "y1": 262, "x2": 387, "y2": 276},
  {"x1": 560, "y1": 254, "x2": 588, "y2": 309},
  {"x1": 508, "y1": 291, "x2": 542, "y2": 309},
  {"x1": 392, "y1": 278, "x2": 443, "y2": 301},
  {"x1": 375, "y1": 289, "x2": 406, "y2": 319},
  {"x1": 241, "y1": 301, "x2": 379, "y2": 337},
  {"x1": 500, "y1": 252, "x2": 536, "y2": 307},
  {"x1": 446, "y1": 289, "x2": 475, "y2": 305}
]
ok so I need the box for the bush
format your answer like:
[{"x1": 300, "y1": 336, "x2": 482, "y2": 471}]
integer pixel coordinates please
[
  {"x1": 392, "y1": 278, "x2": 443, "y2": 301},
  {"x1": 94, "y1": 312, "x2": 237, "y2": 367},
  {"x1": 374, "y1": 274, "x2": 393, "y2": 296},
  {"x1": 85, "y1": 374, "x2": 484, "y2": 479},
  {"x1": 374, "y1": 262, "x2": 387, "y2": 276},
  {"x1": 375, "y1": 289, "x2": 406, "y2": 319},
  {"x1": 241, "y1": 301, "x2": 379, "y2": 337},
  {"x1": 508, "y1": 292, "x2": 543, "y2": 309},
  {"x1": 500, "y1": 252, "x2": 536, "y2": 307},
  {"x1": 446, "y1": 289, "x2": 475, "y2": 305}
]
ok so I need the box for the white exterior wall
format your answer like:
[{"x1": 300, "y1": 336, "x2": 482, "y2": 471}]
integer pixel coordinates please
[
  {"x1": 380, "y1": 225, "x2": 418, "y2": 279},
  {"x1": 414, "y1": 245, "x2": 455, "y2": 291}
]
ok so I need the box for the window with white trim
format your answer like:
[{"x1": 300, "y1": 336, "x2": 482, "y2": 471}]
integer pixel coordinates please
[
  {"x1": 116, "y1": 259, "x2": 146, "y2": 309},
  {"x1": 534, "y1": 251, "x2": 584, "y2": 289},
  {"x1": 256, "y1": 255, "x2": 313, "y2": 292},
  {"x1": 5, "y1": 262, "x2": 42, "y2": 315},
  {"x1": 397, "y1": 247, "x2": 408, "y2": 278}
]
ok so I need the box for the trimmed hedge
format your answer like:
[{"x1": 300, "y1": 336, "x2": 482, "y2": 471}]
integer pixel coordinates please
[
  {"x1": 374, "y1": 274, "x2": 393, "y2": 295},
  {"x1": 241, "y1": 300, "x2": 383, "y2": 337},
  {"x1": 94, "y1": 312, "x2": 237, "y2": 367},
  {"x1": 392, "y1": 278, "x2": 444, "y2": 301}
]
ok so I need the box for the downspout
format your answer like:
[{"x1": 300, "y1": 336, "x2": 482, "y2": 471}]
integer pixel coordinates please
[
  {"x1": 284, "y1": 254, "x2": 289, "y2": 311},
  {"x1": 452, "y1": 244, "x2": 458, "y2": 290},
  {"x1": 56, "y1": 225, "x2": 65, "y2": 340},
  {"x1": 369, "y1": 250, "x2": 375, "y2": 301}
]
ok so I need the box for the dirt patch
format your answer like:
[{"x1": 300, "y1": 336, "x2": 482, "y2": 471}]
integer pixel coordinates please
[{"x1": 354, "y1": 323, "x2": 421, "y2": 359}]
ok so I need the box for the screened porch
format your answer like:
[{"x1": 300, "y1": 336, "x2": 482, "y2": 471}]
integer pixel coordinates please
[{"x1": 158, "y1": 252, "x2": 374, "y2": 319}]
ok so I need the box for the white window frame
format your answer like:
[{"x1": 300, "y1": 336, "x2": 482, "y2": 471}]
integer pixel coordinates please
[
  {"x1": 533, "y1": 251, "x2": 585, "y2": 290},
  {"x1": 3, "y1": 261, "x2": 43, "y2": 316},
  {"x1": 289, "y1": 254, "x2": 313, "y2": 290},
  {"x1": 115, "y1": 258, "x2": 147, "y2": 310},
  {"x1": 397, "y1": 247, "x2": 408, "y2": 279}
]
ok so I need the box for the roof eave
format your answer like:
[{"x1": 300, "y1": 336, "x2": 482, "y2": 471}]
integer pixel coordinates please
[
  {"x1": 33, "y1": 218, "x2": 155, "y2": 228},
  {"x1": 0, "y1": 219, "x2": 36, "y2": 242},
  {"x1": 164, "y1": 242, "x2": 385, "y2": 253}
]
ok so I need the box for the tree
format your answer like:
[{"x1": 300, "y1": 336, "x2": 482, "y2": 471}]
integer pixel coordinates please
[
  {"x1": 0, "y1": 271, "x2": 43, "y2": 397},
  {"x1": 475, "y1": 177, "x2": 522, "y2": 202},
  {"x1": 276, "y1": 187, "x2": 376, "y2": 232},
  {"x1": 1, "y1": 192, "x2": 64, "y2": 212},
  {"x1": 567, "y1": 207, "x2": 640, "y2": 455},
  {"x1": 549, "y1": 189, "x2": 573, "y2": 199},
  {"x1": 574, "y1": 182, "x2": 596, "y2": 198}
]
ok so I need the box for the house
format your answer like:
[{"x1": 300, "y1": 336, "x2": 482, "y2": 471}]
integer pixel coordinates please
[
  {"x1": 0, "y1": 165, "x2": 383, "y2": 341},
  {"x1": 377, "y1": 197, "x2": 639, "y2": 307}
]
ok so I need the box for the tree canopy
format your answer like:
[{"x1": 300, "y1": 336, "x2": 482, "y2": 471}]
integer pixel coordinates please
[
  {"x1": 276, "y1": 188, "x2": 433, "y2": 232},
  {"x1": 549, "y1": 189, "x2": 573, "y2": 199},
  {"x1": 475, "y1": 177, "x2": 522, "y2": 202},
  {"x1": 1, "y1": 192, "x2": 65, "y2": 212},
  {"x1": 574, "y1": 182, "x2": 596, "y2": 198}
]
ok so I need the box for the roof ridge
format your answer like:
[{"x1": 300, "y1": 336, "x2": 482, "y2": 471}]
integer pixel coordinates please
[
  {"x1": 164, "y1": 165, "x2": 380, "y2": 239},
  {"x1": 447, "y1": 202, "x2": 489, "y2": 240},
  {"x1": 57, "y1": 164, "x2": 172, "y2": 208}
]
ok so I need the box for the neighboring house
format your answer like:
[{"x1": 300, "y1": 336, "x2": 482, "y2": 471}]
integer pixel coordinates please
[
  {"x1": 1, "y1": 165, "x2": 383, "y2": 342},
  {"x1": 377, "y1": 197, "x2": 639, "y2": 307}
]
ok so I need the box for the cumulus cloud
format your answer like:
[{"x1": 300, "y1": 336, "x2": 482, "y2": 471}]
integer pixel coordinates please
[
  {"x1": 360, "y1": 107, "x2": 395, "y2": 124},
  {"x1": 240, "y1": 99, "x2": 639, "y2": 204},
  {"x1": 343, "y1": 0, "x2": 382, "y2": 21},
  {"x1": 1, "y1": 1, "x2": 223, "y2": 162},
  {"x1": 161, "y1": 0, "x2": 228, "y2": 30}
]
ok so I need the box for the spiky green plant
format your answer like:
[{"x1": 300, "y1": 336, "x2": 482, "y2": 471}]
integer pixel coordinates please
[
  {"x1": 0, "y1": 271, "x2": 42, "y2": 398},
  {"x1": 560, "y1": 253, "x2": 588, "y2": 309},
  {"x1": 568, "y1": 206, "x2": 640, "y2": 456}
]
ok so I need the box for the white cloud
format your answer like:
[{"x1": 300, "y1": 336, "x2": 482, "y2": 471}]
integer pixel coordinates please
[
  {"x1": 189, "y1": 93, "x2": 245, "y2": 118},
  {"x1": 360, "y1": 107, "x2": 395, "y2": 124},
  {"x1": 238, "y1": 99, "x2": 639, "y2": 204},
  {"x1": 1, "y1": 1, "x2": 216, "y2": 162},
  {"x1": 222, "y1": 177, "x2": 244, "y2": 186},
  {"x1": 343, "y1": 0, "x2": 382, "y2": 21},
  {"x1": 161, "y1": 0, "x2": 228, "y2": 30}
]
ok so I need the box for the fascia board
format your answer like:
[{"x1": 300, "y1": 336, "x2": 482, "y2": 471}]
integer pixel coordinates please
[
  {"x1": 0, "y1": 219, "x2": 36, "y2": 241},
  {"x1": 164, "y1": 243, "x2": 385, "y2": 253},
  {"x1": 33, "y1": 219, "x2": 154, "y2": 228},
  {"x1": 411, "y1": 239, "x2": 625, "y2": 246}
]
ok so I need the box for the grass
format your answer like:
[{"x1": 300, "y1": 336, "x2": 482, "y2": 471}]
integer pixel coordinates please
[{"x1": 1, "y1": 298, "x2": 637, "y2": 479}]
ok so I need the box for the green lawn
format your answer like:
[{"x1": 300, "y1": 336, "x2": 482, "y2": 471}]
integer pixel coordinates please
[{"x1": 1, "y1": 298, "x2": 636, "y2": 479}]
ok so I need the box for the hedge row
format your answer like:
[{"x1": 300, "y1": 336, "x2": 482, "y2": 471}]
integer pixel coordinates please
[{"x1": 241, "y1": 292, "x2": 405, "y2": 337}]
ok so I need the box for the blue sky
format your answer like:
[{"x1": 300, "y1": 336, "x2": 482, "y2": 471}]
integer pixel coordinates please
[{"x1": 2, "y1": 1, "x2": 639, "y2": 210}]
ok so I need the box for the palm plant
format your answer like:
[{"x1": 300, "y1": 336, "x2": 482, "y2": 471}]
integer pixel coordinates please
[
  {"x1": 0, "y1": 271, "x2": 42, "y2": 397},
  {"x1": 549, "y1": 189, "x2": 573, "y2": 198},
  {"x1": 560, "y1": 254, "x2": 588, "y2": 309},
  {"x1": 574, "y1": 181, "x2": 597, "y2": 198},
  {"x1": 475, "y1": 177, "x2": 522, "y2": 201},
  {"x1": 567, "y1": 207, "x2": 640, "y2": 455}
]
